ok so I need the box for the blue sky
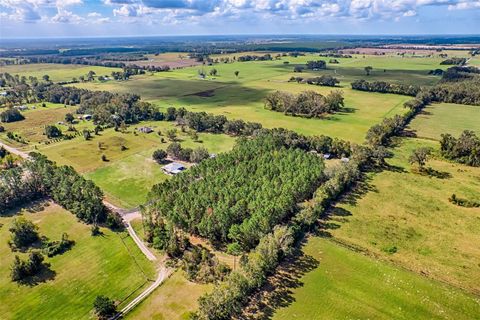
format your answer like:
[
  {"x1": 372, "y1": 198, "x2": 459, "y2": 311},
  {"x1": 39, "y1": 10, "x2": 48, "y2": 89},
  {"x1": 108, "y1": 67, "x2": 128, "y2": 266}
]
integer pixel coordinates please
[{"x1": 0, "y1": 0, "x2": 479, "y2": 38}]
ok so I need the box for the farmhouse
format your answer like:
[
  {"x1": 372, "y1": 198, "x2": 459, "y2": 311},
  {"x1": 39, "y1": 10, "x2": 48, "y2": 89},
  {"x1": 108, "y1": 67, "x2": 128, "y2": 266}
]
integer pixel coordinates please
[{"x1": 162, "y1": 162, "x2": 186, "y2": 175}]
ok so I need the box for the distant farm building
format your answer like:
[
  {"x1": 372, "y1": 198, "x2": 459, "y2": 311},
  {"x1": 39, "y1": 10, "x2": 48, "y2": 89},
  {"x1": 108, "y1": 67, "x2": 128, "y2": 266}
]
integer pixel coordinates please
[
  {"x1": 82, "y1": 114, "x2": 92, "y2": 120},
  {"x1": 162, "y1": 162, "x2": 186, "y2": 175},
  {"x1": 14, "y1": 105, "x2": 28, "y2": 111},
  {"x1": 138, "y1": 126, "x2": 153, "y2": 133}
]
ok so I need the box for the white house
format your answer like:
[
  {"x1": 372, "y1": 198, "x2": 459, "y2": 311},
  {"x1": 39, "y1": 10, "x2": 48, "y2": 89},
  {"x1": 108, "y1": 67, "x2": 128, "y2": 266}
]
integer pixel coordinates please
[{"x1": 138, "y1": 126, "x2": 153, "y2": 133}]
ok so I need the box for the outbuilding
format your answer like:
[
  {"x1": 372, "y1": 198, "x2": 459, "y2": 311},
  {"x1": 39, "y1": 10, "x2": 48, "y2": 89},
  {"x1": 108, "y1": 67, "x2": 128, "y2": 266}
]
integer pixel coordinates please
[{"x1": 162, "y1": 162, "x2": 186, "y2": 175}]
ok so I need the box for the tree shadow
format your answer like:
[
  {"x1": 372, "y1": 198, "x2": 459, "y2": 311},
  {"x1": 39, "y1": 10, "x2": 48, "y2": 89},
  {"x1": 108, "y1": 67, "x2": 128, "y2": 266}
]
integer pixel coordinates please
[
  {"x1": 416, "y1": 167, "x2": 452, "y2": 179},
  {"x1": 1, "y1": 198, "x2": 50, "y2": 218},
  {"x1": 239, "y1": 247, "x2": 319, "y2": 320},
  {"x1": 17, "y1": 263, "x2": 56, "y2": 287}
]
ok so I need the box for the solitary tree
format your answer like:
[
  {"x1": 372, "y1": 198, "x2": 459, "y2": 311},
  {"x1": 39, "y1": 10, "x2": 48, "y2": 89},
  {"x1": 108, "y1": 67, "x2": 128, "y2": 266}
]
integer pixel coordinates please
[
  {"x1": 409, "y1": 147, "x2": 432, "y2": 170},
  {"x1": 234, "y1": 70, "x2": 239, "y2": 77},
  {"x1": 209, "y1": 68, "x2": 218, "y2": 76},
  {"x1": 9, "y1": 217, "x2": 39, "y2": 249},
  {"x1": 42, "y1": 74, "x2": 50, "y2": 82},
  {"x1": 152, "y1": 149, "x2": 168, "y2": 163},
  {"x1": 65, "y1": 113, "x2": 74, "y2": 123},
  {"x1": 93, "y1": 295, "x2": 117, "y2": 320},
  {"x1": 364, "y1": 66, "x2": 373, "y2": 76},
  {"x1": 166, "y1": 128, "x2": 177, "y2": 141}
]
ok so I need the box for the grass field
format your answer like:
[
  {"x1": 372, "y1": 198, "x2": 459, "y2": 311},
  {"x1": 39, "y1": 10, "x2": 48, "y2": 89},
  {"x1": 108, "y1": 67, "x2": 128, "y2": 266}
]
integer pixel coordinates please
[
  {"x1": 409, "y1": 102, "x2": 480, "y2": 140},
  {"x1": 0, "y1": 103, "x2": 81, "y2": 147},
  {"x1": 0, "y1": 64, "x2": 121, "y2": 83},
  {"x1": 272, "y1": 238, "x2": 480, "y2": 320},
  {"x1": 329, "y1": 137, "x2": 480, "y2": 294},
  {"x1": 125, "y1": 271, "x2": 212, "y2": 320},
  {"x1": 0, "y1": 202, "x2": 155, "y2": 320}
]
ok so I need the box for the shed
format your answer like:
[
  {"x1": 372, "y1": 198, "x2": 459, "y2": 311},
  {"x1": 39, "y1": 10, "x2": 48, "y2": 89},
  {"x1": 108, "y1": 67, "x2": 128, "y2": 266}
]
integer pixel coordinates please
[
  {"x1": 82, "y1": 114, "x2": 92, "y2": 120},
  {"x1": 162, "y1": 162, "x2": 186, "y2": 175}
]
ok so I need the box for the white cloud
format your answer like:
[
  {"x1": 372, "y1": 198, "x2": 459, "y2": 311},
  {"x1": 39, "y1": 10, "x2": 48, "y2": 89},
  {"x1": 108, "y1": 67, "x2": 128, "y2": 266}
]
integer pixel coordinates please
[{"x1": 51, "y1": 8, "x2": 83, "y2": 23}]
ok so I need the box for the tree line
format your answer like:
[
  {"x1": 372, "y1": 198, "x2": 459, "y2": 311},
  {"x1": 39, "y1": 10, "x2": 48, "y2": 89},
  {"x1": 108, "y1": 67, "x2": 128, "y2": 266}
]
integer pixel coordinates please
[
  {"x1": 0, "y1": 153, "x2": 120, "y2": 228},
  {"x1": 264, "y1": 90, "x2": 345, "y2": 118},
  {"x1": 350, "y1": 67, "x2": 480, "y2": 106}
]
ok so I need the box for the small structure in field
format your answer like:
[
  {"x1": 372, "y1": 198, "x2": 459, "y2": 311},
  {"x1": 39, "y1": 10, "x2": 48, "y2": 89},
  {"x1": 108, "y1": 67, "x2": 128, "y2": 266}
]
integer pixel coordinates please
[
  {"x1": 82, "y1": 114, "x2": 92, "y2": 121},
  {"x1": 14, "y1": 105, "x2": 28, "y2": 111},
  {"x1": 162, "y1": 162, "x2": 186, "y2": 175},
  {"x1": 323, "y1": 153, "x2": 331, "y2": 159},
  {"x1": 138, "y1": 126, "x2": 153, "y2": 133},
  {"x1": 341, "y1": 157, "x2": 350, "y2": 163}
]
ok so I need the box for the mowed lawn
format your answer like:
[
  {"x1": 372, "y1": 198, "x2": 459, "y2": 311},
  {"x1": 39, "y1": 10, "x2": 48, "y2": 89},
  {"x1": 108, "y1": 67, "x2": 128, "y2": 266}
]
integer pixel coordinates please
[
  {"x1": 0, "y1": 64, "x2": 121, "y2": 83},
  {"x1": 39, "y1": 121, "x2": 236, "y2": 208},
  {"x1": 329, "y1": 137, "x2": 480, "y2": 293},
  {"x1": 273, "y1": 238, "x2": 480, "y2": 320},
  {"x1": 0, "y1": 202, "x2": 155, "y2": 320},
  {"x1": 409, "y1": 102, "x2": 480, "y2": 140}
]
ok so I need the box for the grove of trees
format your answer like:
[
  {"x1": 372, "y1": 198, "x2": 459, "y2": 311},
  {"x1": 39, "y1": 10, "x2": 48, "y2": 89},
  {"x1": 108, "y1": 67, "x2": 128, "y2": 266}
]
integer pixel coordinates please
[
  {"x1": 264, "y1": 90, "x2": 344, "y2": 118},
  {"x1": 440, "y1": 130, "x2": 480, "y2": 167}
]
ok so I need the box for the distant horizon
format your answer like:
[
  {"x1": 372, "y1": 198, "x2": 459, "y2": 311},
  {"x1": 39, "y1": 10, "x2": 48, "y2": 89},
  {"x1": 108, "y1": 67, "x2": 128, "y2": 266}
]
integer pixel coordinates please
[{"x1": 2, "y1": 33, "x2": 480, "y2": 41}]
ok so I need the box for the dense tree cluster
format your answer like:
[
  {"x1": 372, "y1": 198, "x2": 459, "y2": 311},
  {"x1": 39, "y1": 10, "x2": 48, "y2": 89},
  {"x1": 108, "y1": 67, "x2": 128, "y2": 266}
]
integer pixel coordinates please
[
  {"x1": 8, "y1": 217, "x2": 39, "y2": 249},
  {"x1": 11, "y1": 251, "x2": 46, "y2": 282},
  {"x1": 93, "y1": 295, "x2": 117, "y2": 320},
  {"x1": 351, "y1": 79, "x2": 420, "y2": 96},
  {"x1": 0, "y1": 108, "x2": 25, "y2": 123},
  {"x1": 144, "y1": 135, "x2": 325, "y2": 250},
  {"x1": 306, "y1": 60, "x2": 327, "y2": 70},
  {"x1": 166, "y1": 142, "x2": 210, "y2": 163},
  {"x1": 440, "y1": 130, "x2": 480, "y2": 167},
  {"x1": 264, "y1": 90, "x2": 344, "y2": 118},
  {"x1": 440, "y1": 57, "x2": 466, "y2": 65},
  {"x1": 182, "y1": 245, "x2": 231, "y2": 283},
  {"x1": 237, "y1": 54, "x2": 272, "y2": 62},
  {"x1": 448, "y1": 194, "x2": 480, "y2": 208},
  {"x1": 305, "y1": 75, "x2": 340, "y2": 87},
  {"x1": 0, "y1": 153, "x2": 111, "y2": 226}
]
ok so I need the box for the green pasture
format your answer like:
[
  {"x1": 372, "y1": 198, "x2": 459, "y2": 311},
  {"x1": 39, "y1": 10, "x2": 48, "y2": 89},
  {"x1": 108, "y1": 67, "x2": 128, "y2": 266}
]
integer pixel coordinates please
[
  {"x1": 126, "y1": 271, "x2": 212, "y2": 320},
  {"x1": 272, "y1": 238, "x2": 480, "y2": 320},
  {"x1": 409, "y1": 102, "x2": 480, "y2": 140},
  {"x1": 71, "y1": 55, "x2": 416, "y2": 143},
  {"x1": 0, "y1": 202, "x2": 155, "y2": 320},
  {"x1": 0, "y1": 64, "x2": 121, "y2": 83},
  {"x1": 329, "y1": 137, "x2": 480, "y2": 293}
]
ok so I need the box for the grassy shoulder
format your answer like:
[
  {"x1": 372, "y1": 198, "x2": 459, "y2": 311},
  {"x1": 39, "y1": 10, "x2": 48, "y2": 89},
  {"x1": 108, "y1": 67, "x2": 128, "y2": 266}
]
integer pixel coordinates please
[
  {"x1": 0, "y1": 202, "x2": 155, "y2": 320},
  {"x1": 329, "y1": 137, "x2": 480, "y2": 293},
  {"x1": 272, "y1": 237, "x2": 480, "y2": 320}
]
